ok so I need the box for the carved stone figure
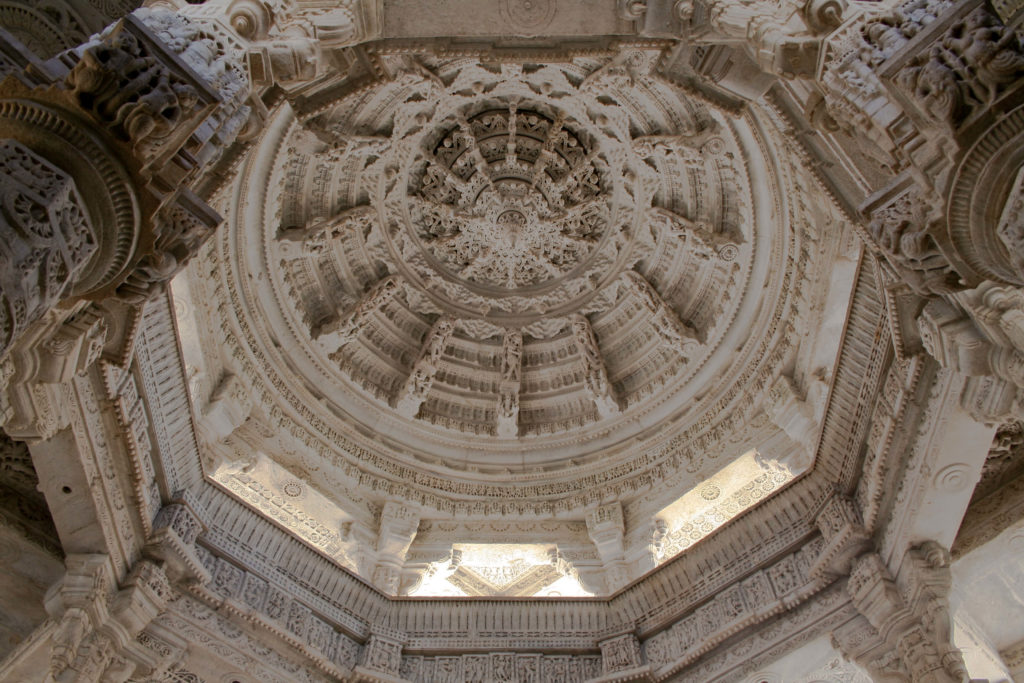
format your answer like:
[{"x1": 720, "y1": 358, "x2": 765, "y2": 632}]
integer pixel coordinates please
[
  {"x1": 316, "y1": 276, "x2": 400, "y2": 349},
  {"x1": 67, "y1": 30, "x2": 199, "y2": 147},
  {"x1": 944, "y1": 7, "x2": 1024, "y2": 106},
  {"x1": 867, "y1": 191, "x2": 961, "y2": 295},
  {"x1": 496, "y1": 328, "x2": 523, "y2": 437},
  {"x1": 395, "y1": 317, "x2": 456, "y2": 418},
  {"x1": 570, "y1": 314, "x2": 622, "y2": 417}
]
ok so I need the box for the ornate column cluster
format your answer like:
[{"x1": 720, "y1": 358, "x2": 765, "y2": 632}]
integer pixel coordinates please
[
  {"x1": 811, "y1": 0, "x2": 1024, "y2": 419},
  {"x1": 0, "y1": 0, "x2": 269, "y2": 455},
  {"x1": 44, "y1": 553, "x2": 174, "y2": 683},
  {"x1": 0, "y1": 5, "x2": 250, "y2": 351}
]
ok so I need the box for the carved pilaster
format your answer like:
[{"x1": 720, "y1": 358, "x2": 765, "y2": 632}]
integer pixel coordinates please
[
  {"x1": 1, "y1": 307, "x2": 106, "y2": 438},
  {"x1": 812, "y1": 494, "x2": 872, "y2": 578},
  {"x1": 201, "y1": 373, "x2": 254, "y2": 440},
  {"x1": 144, "y1": 496, "x2": 211, "y2": 586},
  {"x1": 587, "y1": 503, "x2": 630, "y2": 592},
  {"x1": 765, "y1": 375, "x2": 823, "y2": 469},
  {"x1": 683, "y1": 0, "x2": 840, "y2": 78}
]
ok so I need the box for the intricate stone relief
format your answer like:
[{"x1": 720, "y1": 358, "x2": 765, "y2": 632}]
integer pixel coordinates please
[
  {"x1": 201, "y1": 42, "x2": 815, "y2": 491},
  {"x1": 0, "y1": 140, "x2": 95, "y2": 357},
  {"x1": 402, "y1": 652, "x2": 600, "y2": 683},
  {"x1": 318, "y1": 275, "x2": 400, "y2": 350},
  {"x1": 190, "y1": 545, "x2": 362, "y2": 675},
  {"x1": 0, "y1": 0, "x2": 1011, "y2": 680},
  {"x1": 569, "y1": 313, "x2": 621, "y2": 418},
  {"x1": 115, "y1": 202, "x2": 221, "y2": 305},
  {"x1": 410, "y1": 105, "x2": 608, "y2": 290},
  {"x1": 394, "y1": 316, "x2": 456, "y2": 419},
  {"x1": 643, "y1": 537, "x2": 828, "y2": 676},
  {"x1": 812, "y1": 494, "x2": 872, "y2": 578},
  {"x1": 67, "y1": 29, "x2": 200, "y2": 149},
  {"x1": 867, "y1": 189, "x2": 961, "y2": 296},
  {"x1": 360, "y1": 634, "x2": 403, "y2": 677},
  {"x1": 496, "y1": 328, "x2": 522, "y2": 438},
  {"x1": 886, "y1": 6, "x2": 1024, "y2": 128}
]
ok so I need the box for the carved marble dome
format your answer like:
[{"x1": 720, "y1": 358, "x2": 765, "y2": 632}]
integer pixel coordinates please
[
  {"x1": 4, "y1": 0, "x2": 1024, "y2": 680},
  {"x1": 179, "y1": 46, "x2": 849, "y2": 528}
]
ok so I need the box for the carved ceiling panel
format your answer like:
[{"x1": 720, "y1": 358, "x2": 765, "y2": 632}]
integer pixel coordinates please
[{"x1": 180, "y1": 42, "x2": 852, "y2": 522}]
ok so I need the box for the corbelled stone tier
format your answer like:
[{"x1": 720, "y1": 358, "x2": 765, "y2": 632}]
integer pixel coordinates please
[{"x1": 184, "y1": 47, "x2": 844, "y2": 512}]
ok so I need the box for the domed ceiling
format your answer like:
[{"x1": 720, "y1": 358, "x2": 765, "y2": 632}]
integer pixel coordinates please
[{"x1": 175, "y1": 44, "x2": 856, "y2": 593}]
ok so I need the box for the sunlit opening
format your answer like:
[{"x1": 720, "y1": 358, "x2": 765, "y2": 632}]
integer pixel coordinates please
[
  {"x1": 409, "y1": 543, "x2": 593, "y2": 597},
  {"x1": 655, "y1": 450, "x2": 794, "y2": 564}
]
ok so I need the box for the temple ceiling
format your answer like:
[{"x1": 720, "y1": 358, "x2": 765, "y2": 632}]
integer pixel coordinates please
[{"x1": 173, "y1": 37, "x2": 857, "y2": 592}]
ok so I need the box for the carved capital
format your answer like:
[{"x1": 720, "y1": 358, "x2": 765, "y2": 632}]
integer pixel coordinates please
[
  {"x1": 373, "y1": 501, "x2": 420, "y2": 593},
  {"x1": 145, "y1": 497, "x2": 210, "y2": 586},
  {"x1": 841, "y1": 542, "x2": 967, "y2": 683},
  {"x1": 812, "y1": 494, "x2": 873, "y2": 578}
]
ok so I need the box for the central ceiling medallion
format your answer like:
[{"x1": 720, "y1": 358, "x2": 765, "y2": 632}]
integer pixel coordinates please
[
  {"x1": 383, "y1": 96, "x2": 638, "y2": 322},
  {"x1": 409, "y1": 106, "x2": 608, "y2": 290}
]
